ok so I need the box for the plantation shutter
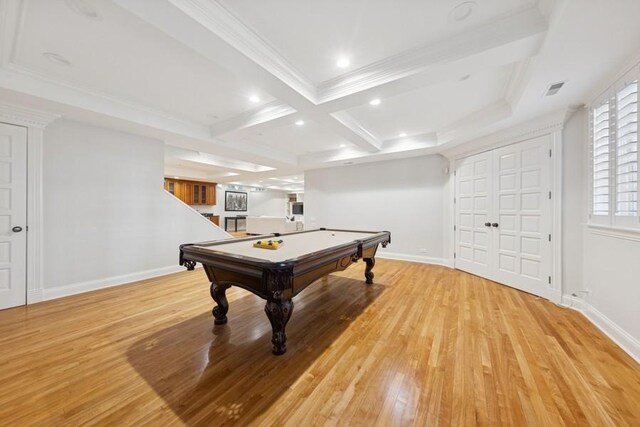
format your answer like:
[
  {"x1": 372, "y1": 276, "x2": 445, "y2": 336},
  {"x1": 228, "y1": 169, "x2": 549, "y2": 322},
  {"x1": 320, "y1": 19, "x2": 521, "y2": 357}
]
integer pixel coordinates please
[
  {"x1": 592, "y1": 101, "x2": 611, "y2": 216},
  {"x1": 615, "y1": 80, "x2": 638, "y2": 216}
]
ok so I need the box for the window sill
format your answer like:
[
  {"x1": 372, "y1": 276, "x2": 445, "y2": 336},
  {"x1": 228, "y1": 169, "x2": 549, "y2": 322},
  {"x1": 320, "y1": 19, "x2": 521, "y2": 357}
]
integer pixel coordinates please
[{"x1": 586, "y1": 223, "x2": 640, "y2": 242}]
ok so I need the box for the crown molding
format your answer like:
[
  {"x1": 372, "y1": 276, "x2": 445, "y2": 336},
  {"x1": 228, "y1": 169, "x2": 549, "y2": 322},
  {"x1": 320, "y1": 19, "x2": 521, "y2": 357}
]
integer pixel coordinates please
[
  {"x1": 0, "y1": 64, "x2": 298, "y2": 165},
  {"x1": 2, "y1": 63, "x2": 207, "y2": 133},
  {"x1": 382, "y1": 132, "x2": 437, "y2": 147},
  {"x1": 167, "y1": 0, "x2": 317, "y2": 103},
  {"x1": 298, "y1": 136, "x2": 441, "y2": 168},
  {"x1": 316, "y1": 6, "x2": 547, "y2": 104},
  {"x1": 210, "y1": 101, "x2": 296, "y2": 137},
  {"x1": 437, "y1": 100, "x2": 512, "y2": 142},
  {"x1": 504, "y1": 58, "x2": 536, "y2": 110},
  {"x1": 0, "y1": 102, "x2": 60, "y2": 128},
  {"x1": 440, "y1": 108, "x2": 570, "y2": 159},
  {"x1": 328, "y1": 111, "x2": 382, "y2": 151},
  {"x1": 586, "y1": 51, "x2": 640, "y2": 106}
]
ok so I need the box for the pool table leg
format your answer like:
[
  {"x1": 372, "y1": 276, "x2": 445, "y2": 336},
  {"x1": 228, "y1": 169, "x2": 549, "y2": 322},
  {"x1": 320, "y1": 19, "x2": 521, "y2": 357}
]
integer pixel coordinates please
[
  {"x1": 364, "y1": 257, "x2": 376, "y2": 284},
  {"x1": 210, "y1": 282, "x2": 231, "y2": 325},
  {"x1": 265, "y1": 298, "x2": 294, "y2": 355}
]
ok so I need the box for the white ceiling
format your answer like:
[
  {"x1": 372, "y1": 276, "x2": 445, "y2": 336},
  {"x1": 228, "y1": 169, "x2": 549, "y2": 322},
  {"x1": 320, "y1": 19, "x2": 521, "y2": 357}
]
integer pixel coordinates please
[
  {"x1": 2, "y1": 0, "x2": 640, "y2": 189},
  {"x1": 217, "y1": 0, "x2": 535, "y2": 85}
]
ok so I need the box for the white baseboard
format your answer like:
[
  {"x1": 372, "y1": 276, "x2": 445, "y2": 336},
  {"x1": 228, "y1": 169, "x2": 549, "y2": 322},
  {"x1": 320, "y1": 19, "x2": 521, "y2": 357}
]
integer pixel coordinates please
[
  {"x1": 377, "y1": 251, "x2": 451, "y2": 267},
  {"x1": 586, "y1": 304, "x2": 640, "y2": 363},
  {"x1": 561, "y1": 294, "x2": 640, "y2": 363},
  {"x1": 560, "y1": 293, "x2": 586, "y2": 311},
  {"x1": 27, "y1": 289, "x2": 43, "y2": 304},
  {"x1": 42, "y1": 265, "x2": 188, "y2": 301}
]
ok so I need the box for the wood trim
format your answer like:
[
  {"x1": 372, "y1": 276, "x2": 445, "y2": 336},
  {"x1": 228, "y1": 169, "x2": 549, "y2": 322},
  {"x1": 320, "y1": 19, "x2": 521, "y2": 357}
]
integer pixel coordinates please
[
  {"x1": 26, "y1": 127, "x2": 45, "y2": 303},
  {"x1": 0, "y1": 103, "x2": 59, "y2": 304}
]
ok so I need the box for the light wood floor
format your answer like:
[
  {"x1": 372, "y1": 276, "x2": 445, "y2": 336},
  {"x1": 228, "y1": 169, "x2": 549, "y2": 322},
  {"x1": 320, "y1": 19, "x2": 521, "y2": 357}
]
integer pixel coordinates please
[{"x1": 1, "y1": 260, "x2": 638, "y2": 426}]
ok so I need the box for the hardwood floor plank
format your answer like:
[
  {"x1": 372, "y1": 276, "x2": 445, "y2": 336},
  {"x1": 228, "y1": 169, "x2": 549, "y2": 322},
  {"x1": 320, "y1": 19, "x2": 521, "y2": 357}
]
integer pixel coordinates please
[{"x1": 0, "y1": 260, "x2": 639, "y2": 425}]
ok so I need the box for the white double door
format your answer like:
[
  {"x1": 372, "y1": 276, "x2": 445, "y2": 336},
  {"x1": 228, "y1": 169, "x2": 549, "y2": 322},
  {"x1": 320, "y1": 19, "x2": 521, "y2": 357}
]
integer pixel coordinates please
[
  {"x1": 0, "y1": 123, "x2": 27, "y2": 310},
  {"x1": 455, "y1": 135, "x2": 552, "y2": 298}
]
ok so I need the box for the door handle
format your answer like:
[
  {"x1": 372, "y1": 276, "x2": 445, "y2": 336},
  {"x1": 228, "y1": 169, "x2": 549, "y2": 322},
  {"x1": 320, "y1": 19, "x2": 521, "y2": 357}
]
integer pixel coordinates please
[
  {"x1": 12, "y1": 226, "x2": 23, "y2": 233},
  {"x1": 491, "y1": 223, "x2": 499, "y2": 228},
  {"x1": 484, "y1": 222, "x2": 491, "y2": 227}
]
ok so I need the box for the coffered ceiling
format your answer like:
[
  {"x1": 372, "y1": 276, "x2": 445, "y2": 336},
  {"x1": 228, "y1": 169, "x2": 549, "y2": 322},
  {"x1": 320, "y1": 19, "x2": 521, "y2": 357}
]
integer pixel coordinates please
[{"x1": 1, "y1": 0, "x2": 640, "y2": 188}]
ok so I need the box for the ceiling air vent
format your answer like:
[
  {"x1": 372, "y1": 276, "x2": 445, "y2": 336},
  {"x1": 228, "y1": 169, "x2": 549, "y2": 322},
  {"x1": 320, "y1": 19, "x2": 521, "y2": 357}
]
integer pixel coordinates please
[{"x1": 545, "y1": 82, "x2": 565, "y2": 96}]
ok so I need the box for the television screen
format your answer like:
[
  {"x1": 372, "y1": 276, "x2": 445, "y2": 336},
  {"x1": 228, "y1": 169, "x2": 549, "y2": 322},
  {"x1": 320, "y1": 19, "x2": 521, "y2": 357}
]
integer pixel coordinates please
[{"x1": 292, "y1": 202, "x2": 303, "y2": 215}]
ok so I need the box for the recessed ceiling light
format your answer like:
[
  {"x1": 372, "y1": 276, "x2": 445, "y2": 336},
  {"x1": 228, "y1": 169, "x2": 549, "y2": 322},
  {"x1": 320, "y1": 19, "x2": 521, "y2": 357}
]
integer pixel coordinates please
[
  {"x1": 369, "y1": 98, "x2": 381, "y2": 106},
  {"x1": 42, "y1": 52, "x2": 71, "y2": 66},
  {"x1": 174, "y1": 176, "x2": 180, "y2": 179},
  {"x1": 336, "y1": 57, "x2": 350, "y2": 69},
  {"x1": 65, "y1": 0, "x2": 102, "y2": 20},
  {"x1": 295, "y1": 120, "x2": 305, "y2": 126},
  {"x1": 399, "y1": 132, "x2": 407, "y2": 137},
  {"x1": 450, "y1": 1, "x2": 476, "y2": 22},
  {"x1": 339, "y1": 143, "x2": 347, "y2": 148},
  {"x1": 249, "y1": 95, "x2": 260, "y2": 103}
]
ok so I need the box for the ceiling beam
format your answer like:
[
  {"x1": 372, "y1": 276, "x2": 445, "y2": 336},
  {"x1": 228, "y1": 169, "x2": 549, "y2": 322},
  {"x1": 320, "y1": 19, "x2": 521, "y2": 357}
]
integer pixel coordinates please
[
  {"x1": 315, "y1": 6, "x2": 547, "y2": 103},
  {"x1": 0, "y1": 64, "x2": 298, "y2": 167},
  {"x1": 210, "y1": 101, "x2": 296, "y2": 137},
  {"x1": 112, "y1": 0, "x2": 384, "y2": 153}
]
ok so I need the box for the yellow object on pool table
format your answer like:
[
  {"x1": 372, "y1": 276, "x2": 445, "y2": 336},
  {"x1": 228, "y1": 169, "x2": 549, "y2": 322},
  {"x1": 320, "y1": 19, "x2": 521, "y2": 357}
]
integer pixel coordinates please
[{"x1": 253, "y1": 239, "x2": 285, "y2": 250}]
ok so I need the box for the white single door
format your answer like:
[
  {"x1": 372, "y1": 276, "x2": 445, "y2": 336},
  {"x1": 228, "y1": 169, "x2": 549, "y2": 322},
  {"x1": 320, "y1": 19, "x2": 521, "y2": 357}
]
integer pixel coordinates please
[
  {"x1": 455, "y1": 151, "x2": 493, "y2": 278},
  {"x1": 491, "y1": 136, "x2": 551, "y2": 296},
  {"x1": 0, "y1": 123, "x2": 27, "y2": 310},
  {"x1": 454, "y1": 136, "x2": 552, "y2": 299}
]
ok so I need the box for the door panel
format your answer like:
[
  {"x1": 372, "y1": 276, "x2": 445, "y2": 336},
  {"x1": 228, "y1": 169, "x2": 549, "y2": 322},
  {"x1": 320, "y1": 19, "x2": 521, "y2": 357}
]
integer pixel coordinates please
[
  {"x1": 455, "y1": 151, "x2": 493, "y2": 278},
  {"x1": 0, "y1": 123, "x2": 27, "y2": 310},
  {"x1": 491, "y1": 137, "x2": 551, "y2": 294},
  {"x1": 454, "y1": 135, "x2": 552, "y2": 299}
]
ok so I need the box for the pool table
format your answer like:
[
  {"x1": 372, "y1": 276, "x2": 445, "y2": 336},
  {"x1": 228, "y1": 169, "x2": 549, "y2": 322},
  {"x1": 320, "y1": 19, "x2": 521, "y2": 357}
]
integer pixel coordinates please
[{"x1": 179, "y1": 228, "x2": 391, "y2": 355}]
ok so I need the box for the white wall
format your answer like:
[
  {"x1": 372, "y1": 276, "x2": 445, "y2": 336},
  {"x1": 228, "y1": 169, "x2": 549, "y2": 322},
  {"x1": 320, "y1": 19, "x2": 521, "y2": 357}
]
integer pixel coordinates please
[
  {"x1": 43, "y1": 119, "x2": 228, "y2": 298},
  {"x1": 214, "y1": 185, "x2": 288, "y2": 221},
  {"x1": 247, "y1": 190, "x2": 288, "y2": 217},
  {"x1": 562, "y1": 108, "x2": 640, "y2": 361},
  {"x1": 562, "y1": 108, "x2": 586, "y2": 295},
  {"x1": 305, "y1": 155, "x2": 451, "y2": 264}
]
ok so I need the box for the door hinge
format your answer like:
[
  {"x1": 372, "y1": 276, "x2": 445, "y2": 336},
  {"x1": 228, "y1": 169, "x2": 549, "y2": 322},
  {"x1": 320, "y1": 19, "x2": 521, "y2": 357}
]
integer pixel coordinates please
[
  {"x1": 454, "y1": 170, "x2": 457, "y2": 176},
  {"x1": 548, "y1": 191, "x2": 552, "y2": 199},
  {"x1": 454, "y1": 197, "x2": 457, "y2": 204},
  {"x1": 454, "y1": 225, "x2": 457, "y2": 231},
  {"x1": 548, "y1": 234, "x2": 551, "y2": 242},
  {"x1": 454, "y1": 252, "x2": 457, "y2": 259},
  {"x1": 548, "y1": 276, "x2": 551, "y2": 284},
  {"x1": 549, "y1": 149, "x2": 552, "y2": 157}
]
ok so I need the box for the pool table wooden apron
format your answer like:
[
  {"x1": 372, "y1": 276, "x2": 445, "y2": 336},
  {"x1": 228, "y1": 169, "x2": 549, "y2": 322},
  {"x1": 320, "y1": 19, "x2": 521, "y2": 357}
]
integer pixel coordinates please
[{"x1": 179, "y1": 228, "x2": 391, "y2": 355}]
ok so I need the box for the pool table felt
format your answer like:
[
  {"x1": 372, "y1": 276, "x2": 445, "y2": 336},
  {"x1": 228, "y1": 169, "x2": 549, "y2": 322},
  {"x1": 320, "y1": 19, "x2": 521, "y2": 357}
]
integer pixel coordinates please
[{"x1": 191, "y1": 230, "x2": 380, "y2": 263}]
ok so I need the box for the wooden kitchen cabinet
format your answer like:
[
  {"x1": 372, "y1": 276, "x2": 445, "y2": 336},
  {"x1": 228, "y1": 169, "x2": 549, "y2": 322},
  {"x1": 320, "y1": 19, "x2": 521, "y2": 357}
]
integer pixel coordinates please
[{"x1": 165, "y1": 178, "x2": 216, "y2": 206}]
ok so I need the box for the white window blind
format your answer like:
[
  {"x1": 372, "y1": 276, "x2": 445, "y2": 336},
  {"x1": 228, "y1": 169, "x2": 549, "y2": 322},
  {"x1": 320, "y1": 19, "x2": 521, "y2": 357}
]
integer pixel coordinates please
[
  {"x1": 589, "y1": 66, "x2": 640, "y2": 229},
  {"x1": 592, "y1": 102, "x2": 611, "y2": 216},
  {"x1": 615, "y1": 81, "x2": 638, "y2": 216}
]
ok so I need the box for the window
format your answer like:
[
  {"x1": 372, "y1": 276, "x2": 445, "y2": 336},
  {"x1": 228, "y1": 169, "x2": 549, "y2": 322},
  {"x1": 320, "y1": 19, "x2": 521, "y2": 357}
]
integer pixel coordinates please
[
  {"x1": 592, "y1": 101, "x2": 610, "y2": 216},
  {"x1": 615, "y1": 81, "x2": 638, "y2": 216},
  {"x1": 589, "y1": 69, "x2": 639, "y2": 229}
]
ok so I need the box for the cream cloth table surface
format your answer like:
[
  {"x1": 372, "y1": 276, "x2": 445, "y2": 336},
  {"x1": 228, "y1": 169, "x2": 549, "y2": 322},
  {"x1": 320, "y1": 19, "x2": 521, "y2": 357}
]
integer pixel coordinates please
[{"x1": 192, "y1": 230, "x2": 379, "y2": 263}]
